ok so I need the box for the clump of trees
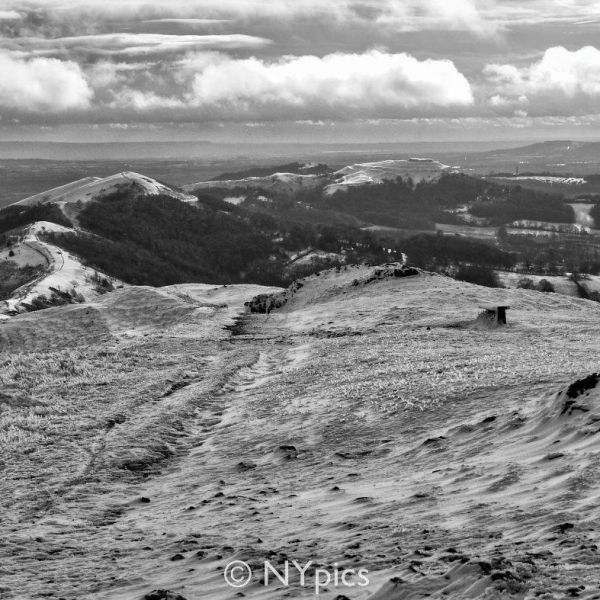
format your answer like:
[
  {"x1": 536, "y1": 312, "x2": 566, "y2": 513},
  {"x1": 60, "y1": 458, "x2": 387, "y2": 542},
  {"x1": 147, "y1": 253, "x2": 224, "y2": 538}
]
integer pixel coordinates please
[
  {"x1": 517, "y1": 277, "x2": 555, "y2": 293},
  {"x1": 42, "y1": 186, "x2": 398, "y2": 288},
  {"x1": 315, "y1": 174, "x2": 485, "y2": 230},
  {"x1": 22, "y1": 287, "x2": 85, "y2": 312},
  {"x1": 0, "y1": 202, "x2": 71, "y2": 235},
  {"x1": 0, "y1": 262, "x2": 45, "y2": 300},
  {"x1": 405, "y1": 232, "x2": 516, "y2": 272},
  {"x1": 471, "y1": 186, "x2": 574, "y2": 225},
  {"x1": 455, "y1": 265, "x2": 502, "y2": 288}
]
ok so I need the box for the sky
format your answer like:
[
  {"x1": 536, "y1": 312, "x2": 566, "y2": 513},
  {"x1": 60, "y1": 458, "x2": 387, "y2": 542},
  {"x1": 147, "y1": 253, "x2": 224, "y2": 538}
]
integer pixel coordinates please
[{"x1": 2, "y1": 0, "x2": 600, "y2": 143}]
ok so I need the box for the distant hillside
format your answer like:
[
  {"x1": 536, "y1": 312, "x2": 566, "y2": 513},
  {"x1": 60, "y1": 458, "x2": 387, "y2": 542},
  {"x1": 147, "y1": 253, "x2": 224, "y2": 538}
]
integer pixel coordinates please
[
  {"x1": 482, "y1": 140, "x2": 600, "y2": 161},
  {"x1": 325, "y1": 158, "x2": 453, "y2": 194},
  {"x1": 211, "y1": 162, "x2": 332, "y2": 180},
  {"x1": 0, "y1": 160, "x2": 584, "y2": 314},
  {"x1": 41, "y1": 186, "x2": 398, "y2": 288},
  {"x1": 185, "y1": 171, "x2": 329, "y2": 197},
  {"x1": 45, "y1": 189, "x2": 275, "y2": 286},
  {"x1": 14, "y1": 170, "x2": 197, "y2": 209},
  {"x1": 187, "y1": 157, "x2": 452, "y2": 199}
]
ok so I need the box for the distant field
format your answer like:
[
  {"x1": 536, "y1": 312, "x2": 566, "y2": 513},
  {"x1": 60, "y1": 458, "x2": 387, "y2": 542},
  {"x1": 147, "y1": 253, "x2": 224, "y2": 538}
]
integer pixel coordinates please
[
  {"x1": 435, "y1": 223, "x2": 498, "y2": 239},
  {"x1": 487, "y1": 175, "x2": 600, "y2": 199}
]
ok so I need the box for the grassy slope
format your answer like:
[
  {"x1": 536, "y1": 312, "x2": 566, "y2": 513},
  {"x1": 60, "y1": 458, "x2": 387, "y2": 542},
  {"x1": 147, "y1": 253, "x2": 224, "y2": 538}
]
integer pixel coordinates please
[{"x1": 1, "y1": 271, "x2": 600, "y2": 598}]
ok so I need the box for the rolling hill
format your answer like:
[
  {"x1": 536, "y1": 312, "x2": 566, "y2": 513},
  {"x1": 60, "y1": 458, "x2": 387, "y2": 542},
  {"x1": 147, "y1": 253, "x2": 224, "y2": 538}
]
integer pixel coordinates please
[
  {"x1": 0, "y1": 170, "x2": 399, "y2": 314},
  {"x1": 324, "y1": 158, "x2": 453, "y2": 195},
  {"x1": 14, "y1": 171, "x2": 197, "y2": 209},
  {"x1": 0, "y1": 158, "x2": 585, "y2": 317},
  {"x1": 184, "y1": 158, "x2": 453, "y2": 199},
  {"x1": 0, "y1": 173, "x2": 201, "y2": 314},
  {"x1": 2, "y1": 267, "x2": 600, "y2": 598}
]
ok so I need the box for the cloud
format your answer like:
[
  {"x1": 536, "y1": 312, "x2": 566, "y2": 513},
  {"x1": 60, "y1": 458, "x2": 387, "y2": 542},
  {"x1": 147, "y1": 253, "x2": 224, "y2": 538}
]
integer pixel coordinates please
[
  {"x1": 372, "y1": 0, "x2": 497, "y2": 35},
  {"x1": 0, "y1": 48, "x2": 470, "y2": 122},
  {"x1": 0, "y1": 10, "x2": 21, "y2": 20},
  {"x1": 484, "y1": 46, "x2": 600, "y2": 115},
  {"x1": 0, "y1": 0, "x2": 508, "y2": 35},
  {"x1": 142, "y1": 18, "x2": 231, "y2": 25},
  {"x1": 0, "y1": 50, "x2": 92, "y2": 112},
  {"x1": 4, "y1": 0, "x2": 600, "y2": 132},
  {"x1": 0, "y1": 46, "x2": 474, "y2": 121},
  {"x1": 117, "y1": 49, "x2": 474, "y2": 121},
  {"x1": 8, "y1": 33, "x2": 272, "y2": 58}
]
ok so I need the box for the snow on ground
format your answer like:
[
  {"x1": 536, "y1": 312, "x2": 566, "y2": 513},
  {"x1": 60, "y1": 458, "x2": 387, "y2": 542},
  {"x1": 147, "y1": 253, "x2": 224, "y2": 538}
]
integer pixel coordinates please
[
  {"x1": 12, "y1": 171, "x2": 197, "y2": 208},
  {"x1": 495, "y1": 175, "x2": 587, "y2": 185},
  {"x1": 222, "y1": 196, "x2": 246, "y2": 205},
  {"x1": 1, "y1": 221, "x2": 123, "y2": 314},
  {"x1": 0, "y1": 239, "x2": 47, "y2": 268},
  {"x1": 185, "y1": 159, "x2": 453, "y2": 198},
  {"x1": 509, "y1": 219, "x2": 587, "y2": 233},
  {"x1": 184, "y1": 172, "x2": 327, "y2": 196},
  {"x1": 583, "y1": 275, "x2": 600, "y2": 292},
  {"x1": 291, "y1": 250, "x2": 343, "y2": 265},
  {"x1": 325, "y1": 158, "x2": 452, "y2": 195},
  {"x1": 3, "y1": 269, "x2": 600, "y2": 599}
]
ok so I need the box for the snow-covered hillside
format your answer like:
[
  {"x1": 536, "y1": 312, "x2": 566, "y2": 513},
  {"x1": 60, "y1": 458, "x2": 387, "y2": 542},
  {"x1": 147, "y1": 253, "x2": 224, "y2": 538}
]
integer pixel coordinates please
[
  {"x1": 494, "y1": 175, "x2": 587, "y2": 185},
  {"x1": 1, "y1": 221, "x2": 123, "y2": 315},
  {"x1": 324, "y1": 158, "x2": 453, "y2": 195},
  {"x1": 184, "y1": 172, "x2": 328, "y2": 197},
  {"x1": 184, "y1": 158, "x2": 454, "y2": 200},
  {"x1": 13, "y1": 171, "x2": 197, "y2": 208},
  {"x1": 0, "y1": 171, "x2": 202, "y2": 314},
  {"x1": 3, "y1": 268, "x2": 600, "y2": 598}
]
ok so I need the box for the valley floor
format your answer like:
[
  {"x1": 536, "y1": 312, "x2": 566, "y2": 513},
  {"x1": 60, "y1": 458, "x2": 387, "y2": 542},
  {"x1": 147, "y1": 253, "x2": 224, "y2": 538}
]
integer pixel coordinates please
[{"x1": 1, "y1": 268, "x2": 600, "y2": 599}]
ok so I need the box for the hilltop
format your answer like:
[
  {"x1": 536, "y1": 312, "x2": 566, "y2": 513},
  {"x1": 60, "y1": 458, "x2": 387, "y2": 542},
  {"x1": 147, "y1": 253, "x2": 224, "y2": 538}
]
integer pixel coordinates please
[
  {"x1": 0, "y1": 173, "x2": 198, "y2": 314},
  {"x1": 184, "y1": 157, "x2": 452, "y2": 199},
  {"x1": 2, "y1": 267, "x2": 600, "y2": 598},
  {"x1": 324, "y1": 158, "x2": 453, "y2": 195},
  {"x1": 14, "y1": 170, "x2": 197, "y2": 211}
]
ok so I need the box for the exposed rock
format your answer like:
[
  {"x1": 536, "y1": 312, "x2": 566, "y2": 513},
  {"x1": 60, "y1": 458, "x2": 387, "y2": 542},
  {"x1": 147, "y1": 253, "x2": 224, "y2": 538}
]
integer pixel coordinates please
[
  {"x1": 144, "y1": 590, "x2": 187, "y2": 600},
  {"x1": 170, "y1": 553, "x2": 185, "y2": 561}
]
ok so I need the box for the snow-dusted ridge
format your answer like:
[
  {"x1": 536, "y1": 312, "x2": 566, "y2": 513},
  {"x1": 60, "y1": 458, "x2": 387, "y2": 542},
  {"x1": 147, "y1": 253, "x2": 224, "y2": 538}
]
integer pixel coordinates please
[
  {"x1": 325, "y1": 158, "x2": 453, "y2": 195},
  {"x1": 1, "y1": 221, "x2": 123, "y2": 315},
  {"x1": 184, "y1": 158, "x2": 455, "y2": 199},
  {"x1": 1, "y1": 171, "x2": 200, "y2": 314},
  {"x1": 183, "y1": 171, "x2": 328, "y2": 197},
  {"x1": 0, "y1": 170, "x2": 202, "y2": 314},
  {"x1": 13, "y1": 171, "x2": 197, "y2": 208}
]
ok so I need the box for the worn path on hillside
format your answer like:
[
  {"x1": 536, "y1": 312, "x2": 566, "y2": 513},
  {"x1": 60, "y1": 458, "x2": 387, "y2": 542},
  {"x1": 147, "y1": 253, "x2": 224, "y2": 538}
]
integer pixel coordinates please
[{"x1": 1, "y1": 269, "x2": 600, "y2": 600}]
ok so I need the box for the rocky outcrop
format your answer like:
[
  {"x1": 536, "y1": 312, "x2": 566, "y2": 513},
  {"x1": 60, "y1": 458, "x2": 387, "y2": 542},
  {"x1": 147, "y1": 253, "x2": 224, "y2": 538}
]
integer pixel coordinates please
[
  {"x1": 144, "y1": 591, "x2": 187, "y2": 600},
  {"x1": 245, "y1": 280, "x2": 303, "y2": 314},
  {"x1": 246, "y1": 264, "x2": 420, "y2": 314},
  {"x1": 358, "y1": 263, "x2": 419, "y2": 285}
]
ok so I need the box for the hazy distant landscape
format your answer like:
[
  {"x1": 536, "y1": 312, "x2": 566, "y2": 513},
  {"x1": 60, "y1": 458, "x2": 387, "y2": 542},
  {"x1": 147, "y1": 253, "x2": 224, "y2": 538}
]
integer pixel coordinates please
[{"x1": 4, "y1": 140, "x2": 600, "y2": 208}]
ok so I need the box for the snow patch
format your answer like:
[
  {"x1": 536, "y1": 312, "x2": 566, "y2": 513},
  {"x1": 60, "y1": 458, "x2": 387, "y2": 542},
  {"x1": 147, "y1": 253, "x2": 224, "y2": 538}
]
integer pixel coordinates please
[{"x1": 223, "y1": 196, "x2": 246, "y2": 206}]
